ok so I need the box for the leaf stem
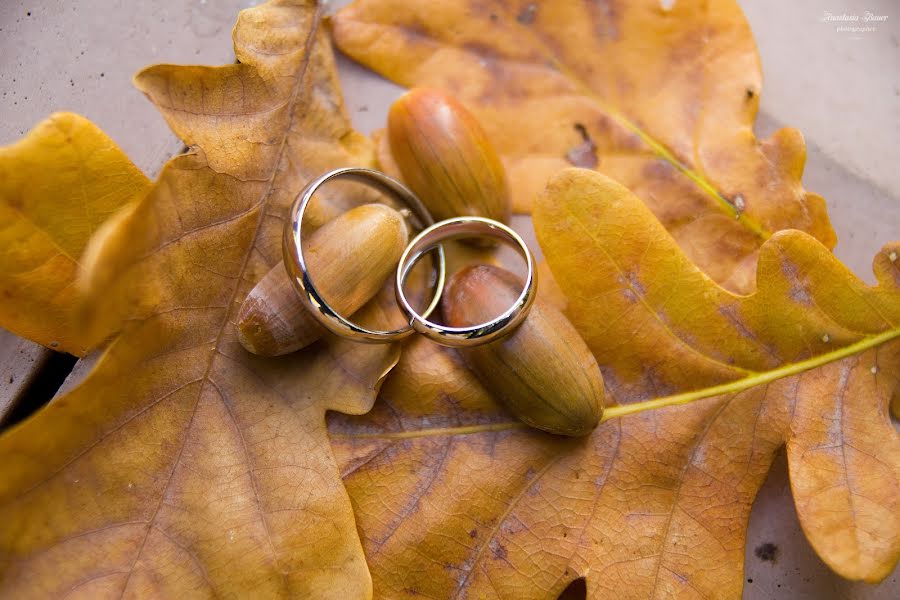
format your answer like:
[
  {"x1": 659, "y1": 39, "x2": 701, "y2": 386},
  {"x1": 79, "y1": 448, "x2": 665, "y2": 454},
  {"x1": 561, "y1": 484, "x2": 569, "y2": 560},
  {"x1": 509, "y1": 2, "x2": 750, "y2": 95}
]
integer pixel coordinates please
[
  {"x1": 600, "y1": 328, "x2": 900, "y2": 422},
  {"x1": 605, "y1": 112, "x2": 770, "y2": 240},
  {"x1": 332, "y1": 329, "x2": 898, "y2": 442}
]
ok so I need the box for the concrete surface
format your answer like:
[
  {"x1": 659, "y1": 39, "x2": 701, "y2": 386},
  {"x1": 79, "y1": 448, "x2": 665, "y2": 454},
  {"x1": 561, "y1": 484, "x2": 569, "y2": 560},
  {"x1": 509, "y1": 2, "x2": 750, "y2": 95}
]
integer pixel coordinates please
[
  {"x1": 0, "y1": 0, "x2": 255, "y2": 175},
  {"x1": 1, "y1": 0, "x2": 898, "y2": 598},
  {"x1": 0, "y1": 329, "x2": 50, "y2": 424},
  {"x1": 741, "y1": 0, "x2": 899, "y2": 199}
]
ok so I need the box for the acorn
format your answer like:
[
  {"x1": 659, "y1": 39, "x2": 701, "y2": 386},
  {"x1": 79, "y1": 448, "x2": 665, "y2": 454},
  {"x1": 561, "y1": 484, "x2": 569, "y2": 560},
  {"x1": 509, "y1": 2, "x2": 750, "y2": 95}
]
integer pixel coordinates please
[
  {"x1": 237, "y1": 203, "x2": 409, "y2": 356},
  {"x1": 387, "y1": 88, "x2": 511, "y2": 225},
  {"x1": 443, "y1": 264, "x2": 605, "y2": 436}
]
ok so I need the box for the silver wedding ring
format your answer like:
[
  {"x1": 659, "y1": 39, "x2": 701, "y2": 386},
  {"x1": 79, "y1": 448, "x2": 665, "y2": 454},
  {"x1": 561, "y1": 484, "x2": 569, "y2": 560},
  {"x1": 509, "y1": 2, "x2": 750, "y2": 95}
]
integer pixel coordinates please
[
  {"x1": 396, "y1": 216, "x2": 537, "y2": 347},
  {"x1": 284, "y1": 168, "x2": 537, "y2": 348},
  {"x1": 284, "y1": 167, "x2": 445, "y2": 343}
]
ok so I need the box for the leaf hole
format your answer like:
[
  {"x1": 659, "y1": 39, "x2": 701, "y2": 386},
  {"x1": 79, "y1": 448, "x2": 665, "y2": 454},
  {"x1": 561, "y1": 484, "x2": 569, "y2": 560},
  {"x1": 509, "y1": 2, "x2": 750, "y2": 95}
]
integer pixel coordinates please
[
  {"x1": 566, "y1": 123, "x2": 598, "y2": 168},
  {"x1": 557, "y1": 576, "x2": 586, "y2": 600}
]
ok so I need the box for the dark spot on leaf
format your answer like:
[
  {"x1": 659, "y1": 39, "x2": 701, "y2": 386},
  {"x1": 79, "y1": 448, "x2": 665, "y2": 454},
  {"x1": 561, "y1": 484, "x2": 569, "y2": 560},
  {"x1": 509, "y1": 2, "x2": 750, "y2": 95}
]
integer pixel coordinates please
[
  {"x1": 626, "y1": 271, "x2": 646, "y2": 298},
  {"x1": 490, "y1": 539, "x2": 507, "y2": 560},
  {"x1": 642, "y1": 159, "x2": 677, "y2": 184},
  {"x1": 746, "y1": 87, "x2": 755, "y2": 100},
  {"x1": 566, "y1": 123, "x2": 598, "y2": 168},
  {"x1": 586, "y1": 0, "x2": 621, "y2": 41},
  {"x1": 489, "y1": 13, "x2": 498, "y2": 22},
  {"x1": 468, "y1": 529, "x2": 478, "y2": 538},
  {"x1": 517, "y1": 4, "x2": 537, "y2": 25},
  {"x1": 557, "y1": 577, "x2": 586, "y2": 600},
  {"x1": 397, "y1": 21, "x2": 430, "y2": 45},
  {"x1": 719, "y1": 304, "x2": 753, "y2": 341},
  {"x1": 747, "y1": 578, "x2": 753, "y2": 583},
  {"x1": 755, "y1": 542, "x2": 778, "y2": 562},
  {"x1": 464, "y1": 41, "x2": 502, "y2": 62},
  {"x1": 781, "y1": 260, "x2": 812, "y2": 305},
  {"x1": 465, "y1": 42, "x2": 537, "y2": 102}
]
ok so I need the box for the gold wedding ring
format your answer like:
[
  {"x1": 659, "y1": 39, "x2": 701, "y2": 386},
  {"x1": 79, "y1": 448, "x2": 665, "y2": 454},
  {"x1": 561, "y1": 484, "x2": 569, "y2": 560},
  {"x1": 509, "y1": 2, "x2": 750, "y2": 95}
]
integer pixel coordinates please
[
  {"x1": 395, "y1": 216, "x2": 537, "y2": 347},
  {"x1": 284, "y1": 169, "x2": 537, "y2": 347},
  {"x1": 283, "y1": 167, "x2": 445, "y2": 343}
]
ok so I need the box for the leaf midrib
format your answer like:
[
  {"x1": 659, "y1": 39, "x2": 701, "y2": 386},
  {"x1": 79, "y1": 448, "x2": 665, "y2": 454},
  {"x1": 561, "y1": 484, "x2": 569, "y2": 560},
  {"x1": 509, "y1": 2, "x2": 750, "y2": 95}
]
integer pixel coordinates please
[
  {"x1": 118, "y1": 5, "x2": 325, "y2": 598},
  {"x1": 332, "y1": 326, "x2": 900, "y2": 441},
  {"x1": 603, "y1": 327, "x2": 900, "y2": 420}
]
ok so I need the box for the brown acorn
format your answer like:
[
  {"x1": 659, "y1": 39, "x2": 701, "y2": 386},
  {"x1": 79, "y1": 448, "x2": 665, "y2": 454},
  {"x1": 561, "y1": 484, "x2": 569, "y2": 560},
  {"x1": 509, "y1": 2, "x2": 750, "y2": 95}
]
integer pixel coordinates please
[
  {"x1": 443, "y1": 264, "x2": 605, "y2": 437},
  {"x1": 388, "y1": 88, "x2": 511, "y2": 225},
  {"x1": 237, "y1": 203, "x2": 409, "y2": 356}
]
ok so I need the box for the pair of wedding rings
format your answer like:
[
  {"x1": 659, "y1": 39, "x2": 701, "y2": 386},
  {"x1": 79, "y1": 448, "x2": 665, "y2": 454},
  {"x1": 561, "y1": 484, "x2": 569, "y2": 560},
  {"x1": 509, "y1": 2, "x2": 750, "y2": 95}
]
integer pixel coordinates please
[{"x1": 283, "y1": 167, "x2": 537, "y2": 348}]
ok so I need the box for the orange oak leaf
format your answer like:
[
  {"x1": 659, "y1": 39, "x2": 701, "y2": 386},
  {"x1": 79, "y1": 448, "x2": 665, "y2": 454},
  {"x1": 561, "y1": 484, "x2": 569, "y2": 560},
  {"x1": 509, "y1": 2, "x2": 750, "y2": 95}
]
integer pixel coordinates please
[
  {"x1": 329, "y1": 169, "x2": 898, "y2": 598},
  {"x1": 332, "y1": 0, "x2": 836, "y2": 294},
  {"x1": 0, "y1": 1, "x2": 394, "y2": 597},
  {"x1": 0, "y1": 113, "x2": 150, "y2": 356}
]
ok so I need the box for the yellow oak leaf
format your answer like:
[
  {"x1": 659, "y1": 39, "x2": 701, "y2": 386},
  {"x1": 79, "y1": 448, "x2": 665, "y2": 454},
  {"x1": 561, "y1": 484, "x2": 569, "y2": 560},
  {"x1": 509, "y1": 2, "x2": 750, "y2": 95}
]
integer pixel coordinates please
[
  {"x1": 0, "y1": 113, "x2": 150, "y2": 356},
  {"x1": 0, "y1": 1, "x2": 395, "y2": 597},
  {"x1": 329, "y1": 169, "x2": 898, "y2": 598},
  {"x1": 332, "y1": 0, "x2": 836, "y2": 294},
  {"x1": 535, "y1": 169, "x2": 899, "y2": 585}
]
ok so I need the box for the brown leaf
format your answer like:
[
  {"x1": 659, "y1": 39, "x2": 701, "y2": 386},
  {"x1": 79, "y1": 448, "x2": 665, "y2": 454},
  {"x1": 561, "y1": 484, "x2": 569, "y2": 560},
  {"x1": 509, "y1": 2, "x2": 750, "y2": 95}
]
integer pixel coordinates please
[
  {"x1": 535, "y1": 170, "x2": 900, "y2": 585},
  {"x1": 329, "y1": 169, "x2": 898, "y2": 598},
  {"x1": 0, "y1": 1, "x2": 393, "y2": 597},
  {"x1": 332, "y1": 0, "x2": 836, "y2": 293},
  {"x1": 0, "y1": 113, "x2": 150, "y2": 356}
]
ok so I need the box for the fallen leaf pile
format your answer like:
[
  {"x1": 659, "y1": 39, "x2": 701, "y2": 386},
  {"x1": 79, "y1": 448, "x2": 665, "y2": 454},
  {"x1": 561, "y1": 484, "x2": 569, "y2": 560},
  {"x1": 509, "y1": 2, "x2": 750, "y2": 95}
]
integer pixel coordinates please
[
  {"x1": 0, "y1": 1, "x2": 395, "y2": 597},
  {"x1": 0, "y1": 0, "x2": 896, "y2": 598}
]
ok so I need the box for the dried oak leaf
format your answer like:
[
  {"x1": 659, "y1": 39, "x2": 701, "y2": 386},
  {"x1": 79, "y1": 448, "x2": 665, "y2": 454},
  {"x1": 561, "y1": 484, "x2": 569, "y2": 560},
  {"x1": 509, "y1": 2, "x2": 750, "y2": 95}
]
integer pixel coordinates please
[
  {"x1": 329, "y1": 170, "x2": 899, "y2": 598},
  {"x1": 332, "y1": 0, "x2": 836, "y2": 294},
  {"x1": 0, "y1": 1, "x2": 393, "y2": 597},
  {"x1": 0, "y1": 113, "x2": 150, "y2": 356}
]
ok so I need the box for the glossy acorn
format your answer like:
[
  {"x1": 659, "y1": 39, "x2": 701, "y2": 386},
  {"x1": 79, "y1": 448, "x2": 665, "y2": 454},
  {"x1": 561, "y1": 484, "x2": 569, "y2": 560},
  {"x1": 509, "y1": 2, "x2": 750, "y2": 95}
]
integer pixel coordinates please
[
  {"x1": 237, "y1": 203, "x2": 409, "y2": 356},
  {"x1": 443, "y1": 264, "x2": 605, "y2": 436},
  {"x1": 387, "y1": 88, "x2": 511, "y2": 225}
]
